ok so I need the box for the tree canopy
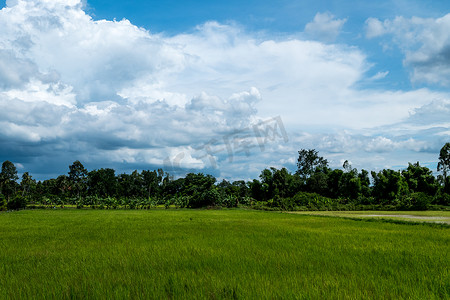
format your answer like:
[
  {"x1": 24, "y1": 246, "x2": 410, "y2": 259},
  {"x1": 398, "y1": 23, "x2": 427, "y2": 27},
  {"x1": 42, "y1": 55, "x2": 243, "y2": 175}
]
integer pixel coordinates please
[{"x1": 1, "y1": 144, "x2": 449, "y2": 210}]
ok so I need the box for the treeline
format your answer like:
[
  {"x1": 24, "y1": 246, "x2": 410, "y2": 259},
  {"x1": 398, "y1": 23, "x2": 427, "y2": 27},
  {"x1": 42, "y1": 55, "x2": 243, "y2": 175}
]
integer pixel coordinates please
[{"x1": 1, "y1": 143, "x2": 450, "y2": 211}]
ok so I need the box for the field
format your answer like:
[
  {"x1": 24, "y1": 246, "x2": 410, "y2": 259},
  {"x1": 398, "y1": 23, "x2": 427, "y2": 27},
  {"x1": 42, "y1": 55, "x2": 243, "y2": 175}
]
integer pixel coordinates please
[{"x1": 0, "y1": 209, "x2": 449, "y2": 299}]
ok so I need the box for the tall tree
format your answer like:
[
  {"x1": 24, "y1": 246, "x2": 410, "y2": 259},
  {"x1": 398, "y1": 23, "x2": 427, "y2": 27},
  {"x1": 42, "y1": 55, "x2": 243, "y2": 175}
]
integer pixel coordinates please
[
  {"x1": 56, "y1": 175, "x2": 71, "y2": 199},
  {"x1": 1, "y1": 160, "x2": 19, "y2": 200},
  {"x1": 87, "y1": 168, "x2": 117, "y2": 197},
  {"x1": 371, "y1": 169, "x2": 409, "y2": 203},
  {"x1": 402, "y1": 162, "x2": 437, "y2": 195},
  {"x1": 68, "y1": 160, "x2": 88, "y2": 199},
  {"x1": 437, "y1": 142, "x2": 450, "y2": 181},
  {"x1": 358, "y1": 169, "x2": 371, "y2": 197},
  {"x1": 339, "y1": 161, "x2": 361, "y2": 199},
  {"x1": 296, "y1": 149, "x2": 328, "y2": 180},
  {"x1": 20, "y1": 172, "x2": 36, "y2": 198},
  {"x1": 182, "y1": 173, "x2": 216, "y2": 207},
  {"x1": 141, "y1": 170, "x2": 160, "y2": 199}
]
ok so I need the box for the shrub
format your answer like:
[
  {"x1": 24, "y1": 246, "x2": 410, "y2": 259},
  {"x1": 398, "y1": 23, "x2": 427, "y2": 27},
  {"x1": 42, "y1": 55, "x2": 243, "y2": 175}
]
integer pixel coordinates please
[
  {"x1": 164, "y1": 198, "x2": 172, "y2": 209},
  {"x1": 433, "y1": 190, "x2": 450, "y2": 206},
  {"x1": 190, "y1": 189, "x2": 222, "y2": 208},
  {"x1": 7, "y1": 194, "x2": 27, "y2": 210},
  {"x1": 173, "y1": 196, "x2": 189, "y2": 208},
  {"x1": 76, "y1": 199, "x2": 84, "y2": 209},
  {"x1": 223, "y1": 195, "x2": 238, "y2": 208},
  {"x1": 399, "y1": 192, "x2": 432, "y2": 210},
  {"x1": 279, "y1": 197, "x2": 295, "y2": 210},
  {"x1": 239, "y1": 196, "x2": 253, "y2": 206}
]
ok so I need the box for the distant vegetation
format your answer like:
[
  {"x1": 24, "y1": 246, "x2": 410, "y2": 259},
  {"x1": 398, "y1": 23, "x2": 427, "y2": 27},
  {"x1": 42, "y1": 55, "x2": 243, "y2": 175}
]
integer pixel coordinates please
[{"x1": 1, "y1": 143, "x2": 450, "y2": 211}]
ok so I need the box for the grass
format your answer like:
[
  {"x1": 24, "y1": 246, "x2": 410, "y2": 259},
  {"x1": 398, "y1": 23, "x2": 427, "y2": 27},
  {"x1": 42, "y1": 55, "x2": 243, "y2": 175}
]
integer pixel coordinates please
[{"x1": 0, "y1": 209, "x2": 449, "y2": 299}]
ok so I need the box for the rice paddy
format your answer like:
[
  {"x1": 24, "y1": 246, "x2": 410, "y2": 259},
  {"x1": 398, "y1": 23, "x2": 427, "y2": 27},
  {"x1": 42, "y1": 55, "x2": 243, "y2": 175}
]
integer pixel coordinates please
[{"x1": 0, "y1": 209, "x2": 448, "y2": 299}]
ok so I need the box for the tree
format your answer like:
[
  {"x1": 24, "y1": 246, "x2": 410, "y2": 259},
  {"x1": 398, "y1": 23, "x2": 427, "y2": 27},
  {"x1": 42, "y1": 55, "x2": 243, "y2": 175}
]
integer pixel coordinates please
[
  {"x1": 343, "y1": 160, "x2": 352, "y2": 173},
  {"x1": 232, "y1": 180, "x2": 249, "y2": 198},
  {"x1": 249, "y1": 179, "x2": 263, "y2": 201},
  {"x1": 117, "y1": 171, "x2": 143, "y2": 198},
  {"x1": 87, "y1": 168, "x2": 117, "y2": 197},
  {"x1": 306, "y1": 169, "x2": 329, "y2": 195},
  {"x1": 141, "y1": 170, "x2": 160, "y2": 199},
  {"x1": 258, "y1": 167, "x2": 295, "y2": 199},
  {"x1": 55, "y1": 175, "x2": 71, "y2": 199},
  {"x1": 371, "y1": 169, "x2": 409, "y2": 204},
  {"x1": 181, "y1": 173, "x2": 216, "y2": 208},
  {"x1": 259, "y1": 168, "x2": 274, "y2": 200},
  {"x1": 1, "y1": 160, "x2": 19, "y2": 200},
  {"x1": 68, "y1": 160, "x2": 88, "y2": 199},
  {"x1": 339, "y1": 161, "x2": 361, "y2": 199},
  {"x1": 296, "y1": 149, "x2": 328, "y2": 180},
  {"x1": 20, "y1": 172, "x2": 36, "y2": 198},
  {"x1": 326, "y1": 169, "x2": 343, "y2": 198},
  {"x1": 358, "y1": 169, "x2": 371, "y2": 198},
  {"x1": 402, "y1": 162, "x2": 437, "y2": 196},
  {"x1": 437, "y1": 143, "x2": 450, "y2": 181}
]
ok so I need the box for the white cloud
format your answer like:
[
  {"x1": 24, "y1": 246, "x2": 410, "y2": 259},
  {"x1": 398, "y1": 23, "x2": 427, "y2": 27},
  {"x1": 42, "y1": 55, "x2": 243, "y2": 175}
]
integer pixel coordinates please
[
  {"x1": 365, "y1": 14, "x2": 450, "y2": 86},
  {"x1": 0, "y1": 0, "x2": 448, "y2": 179},
  {"x1": 365, "y1": 17, "x2": 387, "y2": 38},
  {"x1": 304, "y1": 12, "x2": 347, "y2": 42},
  {"x1": 370, "y1": 71, "x2": 389, "y2": 80}
]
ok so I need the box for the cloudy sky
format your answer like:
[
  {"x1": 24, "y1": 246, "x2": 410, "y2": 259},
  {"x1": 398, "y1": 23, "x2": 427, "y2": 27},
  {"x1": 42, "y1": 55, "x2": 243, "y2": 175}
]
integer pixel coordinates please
[{"x1": 1, "y1": 0, "x2": 450, "y2": 180}]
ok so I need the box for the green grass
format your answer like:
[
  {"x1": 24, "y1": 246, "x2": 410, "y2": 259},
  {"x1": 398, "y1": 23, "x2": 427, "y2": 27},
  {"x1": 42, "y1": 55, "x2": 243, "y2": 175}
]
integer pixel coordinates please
[{"x1": 0, "y1": 209, "x2": 449, "y2": 299}]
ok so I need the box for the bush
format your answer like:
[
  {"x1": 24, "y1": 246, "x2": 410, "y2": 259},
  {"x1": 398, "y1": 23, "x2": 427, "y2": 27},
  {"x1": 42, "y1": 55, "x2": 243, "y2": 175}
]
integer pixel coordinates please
[
  {"x1": 239, "y1": 196, "x2": 253, "y2": 206},
  {"x1": 291, "y1": 192, "x2": 315, "y2": 206},
  {"x1": 399, "y1": 192, "x2": 432, "y2": 210},
  {"x1": 290, "y1": 192, "x2": 335, "y2": 209},
  {"x1": 173, "y1": 196, "x2": 189, "y2": 208},
  {"x1": 433, "y1": 190, "x2": 450, "y2": 206},
  {"x1": 279, "y1": 197, "x2": 295, "y2": 210},
  {"x1": 222, "y1": 195, "x2": 238, "y2": 208},
  {"x1": 7, "y1": 194, "x2": 27, "y2": 210},
  {"x1": 76, "y1": 199, "x2": 84, "y2": 209},
  {"x1": 190, "y1": 189, "x2": 222, "y2": 208}
]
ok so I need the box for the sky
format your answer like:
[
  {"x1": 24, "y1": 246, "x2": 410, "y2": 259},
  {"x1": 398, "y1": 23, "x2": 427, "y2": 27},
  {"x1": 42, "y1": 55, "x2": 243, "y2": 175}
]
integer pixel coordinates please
[{"x1": 1, "y1": 0, "x2": 450, "y2": 181}]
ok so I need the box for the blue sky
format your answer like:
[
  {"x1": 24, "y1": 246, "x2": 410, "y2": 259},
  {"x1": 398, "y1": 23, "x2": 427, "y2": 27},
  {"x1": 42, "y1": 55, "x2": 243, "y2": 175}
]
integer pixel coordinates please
[{"x1": 1, "y1": 0, "x2": 450, "y2": 180}]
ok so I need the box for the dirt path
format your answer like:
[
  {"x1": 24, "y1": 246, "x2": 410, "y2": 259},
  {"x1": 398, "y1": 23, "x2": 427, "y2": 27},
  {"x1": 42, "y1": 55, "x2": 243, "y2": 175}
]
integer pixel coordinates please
[
  {"x1": 288, "y1": 211, "x2": 450, "y2": 224},
  {"x1": 358, "y1": 214, "x2": 450, "y2": 224}
]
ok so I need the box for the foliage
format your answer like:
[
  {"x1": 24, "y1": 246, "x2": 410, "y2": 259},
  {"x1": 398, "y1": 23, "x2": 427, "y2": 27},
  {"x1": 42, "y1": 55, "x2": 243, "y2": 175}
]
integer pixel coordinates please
[
  {"x1": 434, "y1": 188, "x2": 450, "y2": 206},
  {"x1": 399, "y1": 192, "x2": 432, "y2": 210},
  {"x1": 222, "y1": 195, "x2": 239, "y2": 208},
  {"x1": 402, "y1": 162, "x2": 437, "y2": 195},
  {"x1": 437, "y1": 142, "x2": 450, "y2": 180},
  {"x1": 2, "y1": 143, "x2": 450, "y2": 211},
  {"x1": 7, "y1": 194, "x2": 27, "y2": 210},
  {"x1": 371, "y1": 169, "x2": 409, "y2": 204},
  {"x1": 68, "y1": 160, "x2": 88, "y2": 199},
  {"x1": 296, "y1": 149, "x2": 328, "y2": 180},
  {"x1": 0, "y1": 160, "x2": 18, "y2": 201}
]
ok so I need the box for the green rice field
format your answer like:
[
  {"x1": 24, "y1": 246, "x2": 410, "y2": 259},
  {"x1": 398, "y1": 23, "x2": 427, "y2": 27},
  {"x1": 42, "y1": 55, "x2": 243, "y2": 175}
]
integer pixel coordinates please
[{"x1": 0, "y1": 209, "x2": 449, "y2": 299}]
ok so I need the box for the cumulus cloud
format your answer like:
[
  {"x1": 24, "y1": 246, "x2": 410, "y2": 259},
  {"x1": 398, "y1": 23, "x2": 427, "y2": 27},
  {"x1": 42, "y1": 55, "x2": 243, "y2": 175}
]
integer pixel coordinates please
[
  {"x1": 304, "y1": 12, "x2": 347, "y2": 42},
  {"x1": 365, "y1": 14, "x2": 450, "y2": 86},
  {"x1": 365, "y1": 17, "x2": 386, "y2": 38},
  {"x1": 0, "y1": 0, "x2": 449, "y2": 179},
  {"x1": 407, "y1": 99, "x2": 450, "y2": 126}
]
